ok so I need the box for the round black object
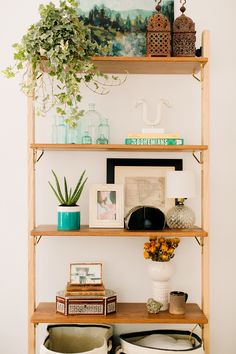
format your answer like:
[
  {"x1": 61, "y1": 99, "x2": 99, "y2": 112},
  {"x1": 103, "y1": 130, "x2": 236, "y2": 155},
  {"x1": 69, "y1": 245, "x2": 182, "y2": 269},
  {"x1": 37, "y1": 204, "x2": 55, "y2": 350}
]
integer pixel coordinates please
[{"x1": 125, "y1": 206, "x2": 165, "y2": 230}]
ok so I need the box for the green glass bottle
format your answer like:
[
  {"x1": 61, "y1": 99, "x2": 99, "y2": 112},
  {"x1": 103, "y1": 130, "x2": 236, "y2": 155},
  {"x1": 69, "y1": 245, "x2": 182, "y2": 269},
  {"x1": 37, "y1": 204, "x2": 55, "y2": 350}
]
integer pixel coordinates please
[
  {"x1": 96, "y1": 118, "x2": 110, "y2": 144},
  {"x1": 81, "y1": 130, "x2": 92, "y2": 144}
]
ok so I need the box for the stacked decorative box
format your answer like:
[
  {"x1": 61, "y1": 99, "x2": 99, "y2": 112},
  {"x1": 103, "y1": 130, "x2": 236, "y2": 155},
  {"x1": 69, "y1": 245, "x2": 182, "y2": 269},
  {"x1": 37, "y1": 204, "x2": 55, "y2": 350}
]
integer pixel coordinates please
[{"x1": 56, "y1": 263, "x2": 117, "y2": 316}]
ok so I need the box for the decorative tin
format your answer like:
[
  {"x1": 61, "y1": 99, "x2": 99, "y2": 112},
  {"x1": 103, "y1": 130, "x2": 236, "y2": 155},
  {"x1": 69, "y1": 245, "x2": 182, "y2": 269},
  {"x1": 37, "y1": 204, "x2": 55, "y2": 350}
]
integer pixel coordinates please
[
  {"x1": 173, "y1": 0, "x2": 196, "y2": 57},
  {"x1": 56, "y1": 289, "x2": 117, "y2": 316},
  {"x1": 146, "y1": 0, "x2": 171, "y2": 57}
]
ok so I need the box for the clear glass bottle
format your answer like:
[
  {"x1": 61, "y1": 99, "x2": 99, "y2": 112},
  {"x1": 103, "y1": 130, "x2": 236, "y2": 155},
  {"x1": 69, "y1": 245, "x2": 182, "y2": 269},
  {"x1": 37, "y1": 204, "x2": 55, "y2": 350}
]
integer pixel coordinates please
[
  {"x1": 82, "y1": 103, "x2": 101, "y2": 144},
  {"x1": 81, "y1": 130, "x2": 92, "y2": 144},
  {"x1": 51, "y1": 116, "x2": 67, "y2": 144},
  {"x1": 76, "y1": 119, "x2": 82, "y2": 144},
  {"x1": 66, "y1": 126, "x2": 78, "y2": 144},
  {"x1": 96, "y1": 118, "x2": 110, "y2": 144}
]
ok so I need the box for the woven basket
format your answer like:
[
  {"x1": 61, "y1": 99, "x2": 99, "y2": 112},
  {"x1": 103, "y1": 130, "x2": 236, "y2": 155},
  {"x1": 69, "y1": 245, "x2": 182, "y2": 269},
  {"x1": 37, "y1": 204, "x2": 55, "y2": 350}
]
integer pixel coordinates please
[
  {"x1": 116, "y1": 329, "x2": 204, "y2": 354},
  {"x1": 40, "y1": 324, "x2": 113, "y2": 354}
]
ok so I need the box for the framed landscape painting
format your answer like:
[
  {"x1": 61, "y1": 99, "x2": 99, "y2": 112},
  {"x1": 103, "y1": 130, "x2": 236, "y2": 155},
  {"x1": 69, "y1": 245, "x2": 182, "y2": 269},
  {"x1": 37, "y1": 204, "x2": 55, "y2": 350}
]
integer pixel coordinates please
[{"x1": 78, "y1": 0, "x2": 174, "y2": 56}]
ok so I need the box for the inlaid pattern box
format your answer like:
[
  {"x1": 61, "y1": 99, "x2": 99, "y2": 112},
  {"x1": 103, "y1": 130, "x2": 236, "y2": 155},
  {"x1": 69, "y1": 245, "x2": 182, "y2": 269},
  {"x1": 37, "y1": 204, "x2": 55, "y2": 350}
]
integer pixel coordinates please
[{"x1": 56, "y1": 290, "x2": 117, "y2": 316}]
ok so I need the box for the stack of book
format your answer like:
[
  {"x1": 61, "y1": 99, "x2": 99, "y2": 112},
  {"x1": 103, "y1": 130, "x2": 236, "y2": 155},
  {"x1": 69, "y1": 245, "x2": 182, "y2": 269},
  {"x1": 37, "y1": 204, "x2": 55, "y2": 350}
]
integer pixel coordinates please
[
  {"x1": 56, "y1": 282, "x2": 117, "y2": 316},
  {"x1": 65, "y1": 282, "x2": 106, "y2": 296},
  {"x1": 124, "y1": 133, "x2": 184, "y2": 146}
]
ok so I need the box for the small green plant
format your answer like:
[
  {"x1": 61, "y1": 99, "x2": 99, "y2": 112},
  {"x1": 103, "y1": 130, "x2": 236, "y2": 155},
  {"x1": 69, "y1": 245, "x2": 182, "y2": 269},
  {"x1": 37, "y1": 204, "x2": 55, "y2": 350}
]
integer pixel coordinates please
[{"x1": 48, "y1": 170, "x2": 87, "y2": 206}]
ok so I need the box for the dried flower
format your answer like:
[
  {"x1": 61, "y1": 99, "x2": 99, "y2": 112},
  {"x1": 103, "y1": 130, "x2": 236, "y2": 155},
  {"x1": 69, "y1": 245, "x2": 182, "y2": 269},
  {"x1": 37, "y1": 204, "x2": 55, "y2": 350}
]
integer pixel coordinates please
[{"x1": 143, "y1": 237, "x2": 180, "y2": 262}]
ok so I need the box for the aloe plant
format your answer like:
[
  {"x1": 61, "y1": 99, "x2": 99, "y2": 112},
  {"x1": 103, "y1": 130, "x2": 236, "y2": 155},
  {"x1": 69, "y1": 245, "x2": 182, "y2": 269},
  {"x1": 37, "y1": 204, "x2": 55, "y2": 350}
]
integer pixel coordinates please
[{"x1": 49, "y1": 170, "x2": 87, "y2": 206}]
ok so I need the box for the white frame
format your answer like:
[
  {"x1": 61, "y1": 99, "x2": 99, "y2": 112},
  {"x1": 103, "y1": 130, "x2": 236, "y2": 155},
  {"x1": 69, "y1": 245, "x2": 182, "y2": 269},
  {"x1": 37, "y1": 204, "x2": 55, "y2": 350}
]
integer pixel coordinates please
[
  {"x1": 70, "y1": 262, "x2": 102, "y2": 285},
  {"x1": 89, "y1": 184, "x2": 124, "y2": 228}
]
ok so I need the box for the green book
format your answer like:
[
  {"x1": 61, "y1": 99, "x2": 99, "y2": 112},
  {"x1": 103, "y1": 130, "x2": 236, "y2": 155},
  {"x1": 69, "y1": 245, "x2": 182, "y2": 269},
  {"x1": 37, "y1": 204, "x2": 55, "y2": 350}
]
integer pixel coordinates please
[{"x1": 125, "y1": 138, "x2": 184, "y2": 145}]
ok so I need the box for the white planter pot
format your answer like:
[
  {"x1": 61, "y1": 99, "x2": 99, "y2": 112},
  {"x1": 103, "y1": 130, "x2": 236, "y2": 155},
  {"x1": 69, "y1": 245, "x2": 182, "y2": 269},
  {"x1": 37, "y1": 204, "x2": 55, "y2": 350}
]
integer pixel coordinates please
[
  {"x1": 40, "y1": 324, "x2": 113, "y2": 354},
  {"x1": 147, "y1": 261, "x2": 174, "y2": 311}
]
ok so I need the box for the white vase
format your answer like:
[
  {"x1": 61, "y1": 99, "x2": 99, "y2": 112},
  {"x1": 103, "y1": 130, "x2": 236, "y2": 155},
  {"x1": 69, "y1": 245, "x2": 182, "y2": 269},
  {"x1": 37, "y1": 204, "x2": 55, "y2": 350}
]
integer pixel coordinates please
[{"x1": 147, "y1": 261, "x2": 174, "y2": 311}]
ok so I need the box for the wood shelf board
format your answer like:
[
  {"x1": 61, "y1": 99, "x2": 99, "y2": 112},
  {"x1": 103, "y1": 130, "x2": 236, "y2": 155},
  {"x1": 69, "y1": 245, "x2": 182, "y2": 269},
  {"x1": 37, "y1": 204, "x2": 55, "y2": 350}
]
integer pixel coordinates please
[
  {"x1": 92, "y1": 56, "x2": 208, "y2": 75},
  {"x1": 30, "y1": 144, "x2": 208, "y2": 152},
  {"x1": 31, "y1": 225, "x2": 208, "y2": 237},
  {"x1": 31, "y1": 302, "x2": 207, "y2": 324}
]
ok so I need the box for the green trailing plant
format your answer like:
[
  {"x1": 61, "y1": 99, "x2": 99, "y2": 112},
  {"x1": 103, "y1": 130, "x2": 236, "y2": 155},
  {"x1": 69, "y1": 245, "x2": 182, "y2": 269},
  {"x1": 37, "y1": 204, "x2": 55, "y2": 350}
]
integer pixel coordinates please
[
  {"x1": 48, "y1": 170, "x2": 87, "y2": 206},
  {"x1": 3, "y1": 0, "x2": 120, "y2": 127}
]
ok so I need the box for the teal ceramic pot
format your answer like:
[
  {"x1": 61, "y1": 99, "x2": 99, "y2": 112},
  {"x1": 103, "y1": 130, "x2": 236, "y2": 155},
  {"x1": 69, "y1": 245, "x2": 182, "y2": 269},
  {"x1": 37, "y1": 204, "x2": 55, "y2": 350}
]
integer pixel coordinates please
[{"x1": 57, "y1": 206, "x2": 80, "y2": 230}]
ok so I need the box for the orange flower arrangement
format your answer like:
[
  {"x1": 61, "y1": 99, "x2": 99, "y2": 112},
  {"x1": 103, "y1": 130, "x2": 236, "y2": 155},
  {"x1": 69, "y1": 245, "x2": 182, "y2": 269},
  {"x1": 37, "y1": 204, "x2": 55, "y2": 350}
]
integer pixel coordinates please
[{"x1": 144, "y1": 237, "x2": 180, "y2": 262}]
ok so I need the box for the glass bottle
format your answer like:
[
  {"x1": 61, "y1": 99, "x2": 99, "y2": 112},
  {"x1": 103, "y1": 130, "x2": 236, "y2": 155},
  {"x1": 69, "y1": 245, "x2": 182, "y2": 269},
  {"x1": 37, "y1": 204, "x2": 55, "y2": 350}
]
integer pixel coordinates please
[
  {"x1": 81, "y1": 130, "x2": 92, "y2": 144},
  {"x1": 51, "y1": 116, "x2": 67, "y2": 144},
  {"x1": 82, "y1": 103, "x2": 101, "y2": 144},
  {"x1": 66, "y1": 126, "x2": 78, "y2": 144},
  {"x1": 96, "y1": 118, "x2": 110, "y2": 144},
  {"x1": 76, "y1": 119, "x2": 82, "y2": 144},
  {"x1": 51, "y1": 120, "x2": 57, "y2": 144}
]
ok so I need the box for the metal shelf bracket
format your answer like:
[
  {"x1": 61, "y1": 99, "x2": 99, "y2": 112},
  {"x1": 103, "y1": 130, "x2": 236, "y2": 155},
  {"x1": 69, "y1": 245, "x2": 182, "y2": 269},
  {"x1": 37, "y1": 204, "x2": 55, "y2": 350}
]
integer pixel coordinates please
[
  {"x1": 195, "y1": 236, "x2": 204, "y2": 248},
  {"x1": 192, "y1": 63, "x2": 204, "y2": 82},
  {"x1": 192, "y1": 151, "x2": 203, "y2": 164},
  {"x1": 34, "y1": 236, "x2": 42, "y2": 246},
  {"x1": 33, "y1": 149, "x2": 44, "y2": 164}
]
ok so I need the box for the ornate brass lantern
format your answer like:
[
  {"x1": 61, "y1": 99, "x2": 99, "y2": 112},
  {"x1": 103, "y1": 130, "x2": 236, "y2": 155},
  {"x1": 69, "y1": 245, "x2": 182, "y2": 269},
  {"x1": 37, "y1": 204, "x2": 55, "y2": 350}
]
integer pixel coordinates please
[
  {"x1": 146, "y1": 0, "x2": 171, "y2": 57},
  {"x1": 173, "y1": 0, "x2": 196, "y2": 57}
]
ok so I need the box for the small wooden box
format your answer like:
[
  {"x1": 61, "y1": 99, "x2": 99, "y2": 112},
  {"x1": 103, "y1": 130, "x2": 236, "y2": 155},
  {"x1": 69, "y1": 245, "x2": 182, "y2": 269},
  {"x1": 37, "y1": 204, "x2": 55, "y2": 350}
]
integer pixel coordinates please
[{"x1": 56, "y1": 290, "x2": 117, "y2": 316}]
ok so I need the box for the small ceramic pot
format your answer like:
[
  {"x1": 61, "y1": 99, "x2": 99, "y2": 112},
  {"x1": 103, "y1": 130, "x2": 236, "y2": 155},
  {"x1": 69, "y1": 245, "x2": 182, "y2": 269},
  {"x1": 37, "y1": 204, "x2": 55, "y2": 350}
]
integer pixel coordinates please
[{"x1": 57, "y1": 205, "x2": 80, "y2": 230}]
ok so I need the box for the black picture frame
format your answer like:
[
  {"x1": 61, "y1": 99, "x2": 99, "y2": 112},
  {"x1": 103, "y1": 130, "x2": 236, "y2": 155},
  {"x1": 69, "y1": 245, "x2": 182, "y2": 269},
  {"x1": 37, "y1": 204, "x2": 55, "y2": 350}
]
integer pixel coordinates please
[
  {"x1": 107, "y1": 158, "x2": 183, "y2": 183},
  {"x1": 106, "y1": 158, "x2": 183, "y2": 216}
]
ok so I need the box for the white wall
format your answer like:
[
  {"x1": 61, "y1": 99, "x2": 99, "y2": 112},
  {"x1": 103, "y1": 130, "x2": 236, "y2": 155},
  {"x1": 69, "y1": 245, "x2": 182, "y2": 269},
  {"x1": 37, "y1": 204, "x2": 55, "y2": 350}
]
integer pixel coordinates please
[{"x1": 0, "y1": 1, "x2": 235, "y2": 353}]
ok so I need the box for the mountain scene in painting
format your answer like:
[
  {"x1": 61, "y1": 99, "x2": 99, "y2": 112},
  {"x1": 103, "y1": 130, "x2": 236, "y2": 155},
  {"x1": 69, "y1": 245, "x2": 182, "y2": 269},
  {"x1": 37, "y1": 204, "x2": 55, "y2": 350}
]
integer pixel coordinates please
[{"x1": 78, "y1": 0, "x2": 174, "y2": 56}]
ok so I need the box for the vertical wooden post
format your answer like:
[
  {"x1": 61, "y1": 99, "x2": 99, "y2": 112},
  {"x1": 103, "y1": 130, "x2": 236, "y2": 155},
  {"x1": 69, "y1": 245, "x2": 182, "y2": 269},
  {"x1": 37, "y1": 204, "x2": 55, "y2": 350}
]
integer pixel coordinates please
[
  {"x1": 28, "y1": 67, "x2": 36, "y2": 354},
  {"x1": 201, "y1": 30, "x2": 210, "y2": 354}
]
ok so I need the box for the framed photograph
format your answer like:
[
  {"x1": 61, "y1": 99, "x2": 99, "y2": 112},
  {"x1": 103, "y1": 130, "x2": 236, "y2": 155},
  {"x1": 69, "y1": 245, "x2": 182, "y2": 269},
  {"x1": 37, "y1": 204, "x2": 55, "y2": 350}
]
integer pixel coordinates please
[
  {"x1": 107, "y1": 158, "x2": 182, "y2": 216},
  {"x1": 78, "y1": 0, "x2": 174, "y2": 56},
  {"x1": 89, "y1": 184, "x2": 124, "y2": 228},
  {"x1": 70, "y1": 262, "x2": 102, "y2": 285}
]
